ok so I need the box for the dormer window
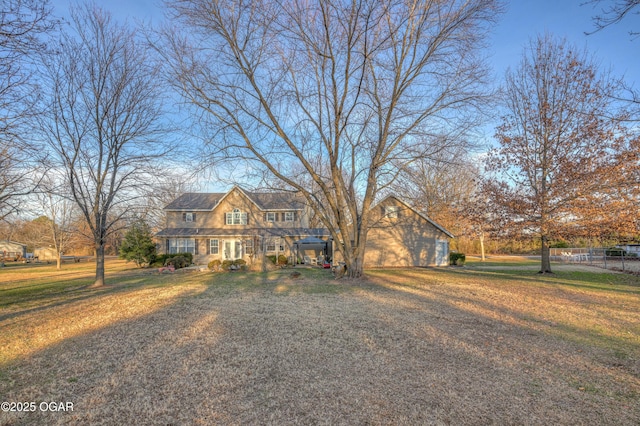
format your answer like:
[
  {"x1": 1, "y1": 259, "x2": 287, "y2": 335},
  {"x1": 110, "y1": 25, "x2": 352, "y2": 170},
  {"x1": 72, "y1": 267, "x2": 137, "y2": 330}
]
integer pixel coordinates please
[
  {"x1": 183, "y1": 212, "x2": 196, "y2": 222},
  {"x1": 226, "y1": 208, "x2": 248, "y2": 225},
  {"x1": 385, "y1": 206, "x2": 399, "y2": 219}
]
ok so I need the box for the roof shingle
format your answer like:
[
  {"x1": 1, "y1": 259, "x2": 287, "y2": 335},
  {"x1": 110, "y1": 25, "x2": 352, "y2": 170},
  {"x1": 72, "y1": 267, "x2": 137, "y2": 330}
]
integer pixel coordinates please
[
  {"x1": 164, "y1": 188, "x2": 306, "y2": 211},
  {"x1": 164, "y1": 193, "x2": 224, "y2": 210}
]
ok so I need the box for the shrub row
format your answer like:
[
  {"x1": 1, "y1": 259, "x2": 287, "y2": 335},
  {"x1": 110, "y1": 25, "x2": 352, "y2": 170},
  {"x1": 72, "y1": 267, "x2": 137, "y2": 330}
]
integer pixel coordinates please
[
  {"x1": 266, "y1": 254, "x2": 289, "y2": 265},
  {"x1": 208, "y1": 258, "x2": 247, "y2": 271},
  {"x1": 151, "y1": 252, "x2": 193, "y2": 269}
]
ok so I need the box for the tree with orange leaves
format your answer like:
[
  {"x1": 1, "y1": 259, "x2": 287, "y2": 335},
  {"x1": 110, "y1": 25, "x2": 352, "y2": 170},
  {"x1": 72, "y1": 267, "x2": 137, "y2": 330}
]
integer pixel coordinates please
[{"x1": 484, "y1": 34, "x2": 637, "y2": 273}]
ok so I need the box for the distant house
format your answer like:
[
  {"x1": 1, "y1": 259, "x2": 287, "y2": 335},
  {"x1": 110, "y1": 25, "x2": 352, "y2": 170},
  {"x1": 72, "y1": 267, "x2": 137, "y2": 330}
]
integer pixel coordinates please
[
  {"x1": 617, "y1": 244, "x2": 640, "y2": 255},
  {"x1": 157, "y1": 187, "x2": 453, "y2": 267},
  {"x1": 34, "y1": 247, "x2": 58, "y2": 261},
  {"x1": 0, "y1": 240, "x2": 27, "y2": 260}
]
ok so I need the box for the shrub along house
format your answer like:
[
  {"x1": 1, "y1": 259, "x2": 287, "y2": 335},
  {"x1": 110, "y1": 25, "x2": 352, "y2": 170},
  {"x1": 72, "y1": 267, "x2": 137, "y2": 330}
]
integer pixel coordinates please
[{"x1": 157, "y1": 187, "x2": 453, "y2": 268}]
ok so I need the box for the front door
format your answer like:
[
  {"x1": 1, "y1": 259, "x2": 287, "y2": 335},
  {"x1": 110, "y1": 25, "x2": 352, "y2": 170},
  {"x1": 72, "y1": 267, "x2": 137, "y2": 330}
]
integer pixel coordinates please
[{"x1": 224, "y1": 240, "x2": 243, "y2": 260}]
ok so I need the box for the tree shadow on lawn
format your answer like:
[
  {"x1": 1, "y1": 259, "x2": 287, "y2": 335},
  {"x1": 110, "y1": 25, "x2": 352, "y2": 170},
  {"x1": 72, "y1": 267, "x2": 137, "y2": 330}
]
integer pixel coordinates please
[
  {"x1": 372, "y1": 268, "x2": 640, "y2": 345},
  {"x1": 1, "y1": 269, "x2": 639, "y2": 425},
  {"x1": 0, "y1": 271, "x2": 184, "y2": 323},
  {"x1": 446, "y1": 266, "x2": 640, "y2": 295},
  {"x1": 387, "y1": 272, "x2": 637, "y2": 349}
]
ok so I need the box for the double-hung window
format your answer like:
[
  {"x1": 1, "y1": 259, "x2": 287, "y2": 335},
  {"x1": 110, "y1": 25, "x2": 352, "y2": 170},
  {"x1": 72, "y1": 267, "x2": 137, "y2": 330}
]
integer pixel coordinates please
[
  {"x1": 265, "y1": 238, "x2": 276, "y2": 252},
  {"x1": 284, "y1": 212, "x2": 294, "y2": 222},
  {"x1": 169, "y1": 238, "x2": 196, "y2": 254},
  {"x1": 210, "y1": 239, "x2": 219, "y2": 255},
  {"x1": 264, "y1": 238, "x2": 283, "y2": 253},
  {"x1": 245, "y1": 239, "x2": 254, "y2": 255}
]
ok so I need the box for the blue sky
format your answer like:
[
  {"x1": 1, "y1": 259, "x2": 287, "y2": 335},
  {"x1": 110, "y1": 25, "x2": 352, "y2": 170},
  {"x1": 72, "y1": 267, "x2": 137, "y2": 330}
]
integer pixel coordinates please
[
  {"x1": 46, "y1": 0, "x2": 639, "y2": 190},
  {"x1": 50, "y1": 0, "x2": 639, "y2": 88},
  {"x1": 490, "y1": 1, "x2": 639, "y2": 88}
]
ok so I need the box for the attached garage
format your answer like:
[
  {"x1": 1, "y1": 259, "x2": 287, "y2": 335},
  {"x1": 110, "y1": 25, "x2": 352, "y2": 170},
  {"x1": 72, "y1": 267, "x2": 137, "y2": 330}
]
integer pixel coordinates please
[{"x1": 363, "y1": 196, "x2": 453, "y2": 268}]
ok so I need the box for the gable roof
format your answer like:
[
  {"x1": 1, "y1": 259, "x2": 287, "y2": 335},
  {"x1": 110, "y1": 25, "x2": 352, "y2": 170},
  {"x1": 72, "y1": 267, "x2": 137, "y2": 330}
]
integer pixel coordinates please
[
  {"x1": 164, "y1": 193, "x2": 224, "y2": 211},
  {"x1": 249, "y1": 191, "x2": 305, "y2": 210},
  {"x1": 164, "y1": 186, "x2": 306, "y2": 212},
  {"x1": 377, "y1": 195, "x2": 455, "y2": 238},
  {"x1": 0, "y1": 240, "x2": 27, "y2": 248}
]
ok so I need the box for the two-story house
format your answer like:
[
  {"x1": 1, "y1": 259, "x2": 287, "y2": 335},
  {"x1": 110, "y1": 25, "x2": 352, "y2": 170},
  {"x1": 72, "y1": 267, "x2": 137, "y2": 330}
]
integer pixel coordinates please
[
  {"x1": 156, "y1": 186, "x2": 454, "y2": 267},
  {"x1": 156, "y1": 186, "x2": 330, "y2": 264}
]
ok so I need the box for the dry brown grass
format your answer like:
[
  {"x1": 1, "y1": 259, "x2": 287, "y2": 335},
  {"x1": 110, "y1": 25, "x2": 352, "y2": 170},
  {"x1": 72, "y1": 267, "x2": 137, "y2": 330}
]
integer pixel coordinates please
[{"x1": 0, "y1": 261, "x2": 638, "y2": 425}]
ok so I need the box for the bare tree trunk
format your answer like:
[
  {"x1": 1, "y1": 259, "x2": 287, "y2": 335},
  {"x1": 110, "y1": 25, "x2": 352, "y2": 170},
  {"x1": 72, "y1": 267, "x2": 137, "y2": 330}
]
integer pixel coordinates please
[
  {"x1": 56, "y1": 254, "x2": 61, "y2": 270},
  {"x1": 540, "y1": 235, "x2": 552, "y2": 274},
  {"x1": 479, "y1": 232, "x2": 486, "y2": 261},
  {"x1": 353, "y1": 254, "x2": 365, "y2": 279},
  {"x1": 344, "y1": 249, "x2": 365, "y2": 279},
  {"x1": 93, "y1": 244, "x2": 105, "y2": 287}
]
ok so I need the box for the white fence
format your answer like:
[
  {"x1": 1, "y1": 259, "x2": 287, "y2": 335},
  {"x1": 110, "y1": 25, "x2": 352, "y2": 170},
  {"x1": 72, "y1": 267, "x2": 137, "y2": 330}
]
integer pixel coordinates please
[{"x1": 550, "y1": 247, "x2": 640, "y2": 273}]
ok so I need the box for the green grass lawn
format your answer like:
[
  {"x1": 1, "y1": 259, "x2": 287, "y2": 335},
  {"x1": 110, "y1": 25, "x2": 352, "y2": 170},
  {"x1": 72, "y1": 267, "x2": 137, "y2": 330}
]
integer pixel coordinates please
[{"x1": 1, "y1": 260, "x2": 638, "y2": 424}]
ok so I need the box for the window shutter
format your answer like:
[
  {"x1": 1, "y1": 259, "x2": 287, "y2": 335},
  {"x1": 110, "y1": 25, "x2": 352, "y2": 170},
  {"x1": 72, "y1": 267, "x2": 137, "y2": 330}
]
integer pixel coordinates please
[
  {"x1": 264, "y1": 213, "x2": 267, "y2": 222},
  {"x1": 206, "y1": 239, "x2": 210, "y2": 255},
  {"x1": 193, "y1": 213, "x2": 197, "y2": 222},
  {"x1": 182, "y1": 212, "x2": 186, "y2": 222}
]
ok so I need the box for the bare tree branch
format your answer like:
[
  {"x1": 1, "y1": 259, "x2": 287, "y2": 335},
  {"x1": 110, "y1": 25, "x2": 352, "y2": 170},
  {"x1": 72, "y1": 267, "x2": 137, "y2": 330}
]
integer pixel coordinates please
[
  {"x1": 0, "y1": 0, "x2": 57, "y2": 219},
  {"x1": 584, "y1": 0, "x2": 640, "y2": 36}
]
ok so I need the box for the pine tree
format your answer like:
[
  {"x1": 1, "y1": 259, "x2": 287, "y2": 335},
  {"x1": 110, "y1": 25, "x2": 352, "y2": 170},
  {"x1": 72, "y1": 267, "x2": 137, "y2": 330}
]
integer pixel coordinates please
[{"x1": 119, "y1": 220, "x2": 156, "y2": 267}]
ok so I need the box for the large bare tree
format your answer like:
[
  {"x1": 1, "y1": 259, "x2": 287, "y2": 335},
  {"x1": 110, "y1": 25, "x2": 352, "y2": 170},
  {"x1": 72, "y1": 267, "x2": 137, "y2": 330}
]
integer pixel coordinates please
[
  {"x1": 484, "y1": 35, "x2": 636, "y2": 273},
  {"x1": 162, "y1": 0, "x2": 500, "y2": 277},
  {"x1": 40, "y1": 4, "x2": 168, "y2": 286},
  {"x1": 0, "y1": 0, "x2": 56, "y2": 219}
]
